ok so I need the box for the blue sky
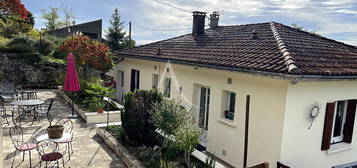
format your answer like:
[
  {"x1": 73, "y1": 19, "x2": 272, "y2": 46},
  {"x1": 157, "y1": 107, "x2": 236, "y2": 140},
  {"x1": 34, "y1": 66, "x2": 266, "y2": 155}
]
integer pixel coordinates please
[{"x1": 23, "y1": 0, "x2": 357, "y2": 46}]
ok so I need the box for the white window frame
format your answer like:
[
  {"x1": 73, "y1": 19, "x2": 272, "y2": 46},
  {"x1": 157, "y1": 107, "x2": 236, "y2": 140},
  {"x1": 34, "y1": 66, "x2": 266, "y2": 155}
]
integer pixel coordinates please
[
  {"x1": 223, "y1": 90, "x2": 236, "y2": 120},
  {"x1": 331, "y1": 100, "x2": 348, "y2": 144},
  {"x1": 164, "y1": 77, "x2": 171, "y2": 97},
  {"x1": 152, "y1": 74, "x2": 159, "y2": 89}
]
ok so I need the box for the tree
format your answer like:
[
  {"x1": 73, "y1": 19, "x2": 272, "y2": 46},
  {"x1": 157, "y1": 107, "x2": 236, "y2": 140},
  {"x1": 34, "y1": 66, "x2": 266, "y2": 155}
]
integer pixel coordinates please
[
  {"x1": 151, "y1": 99, "x2": 202, "y2": 168},
  {"x1": 0, "y1": 0, "x2": 33, "y2": 37},
  {"x1": 291, "y1": 24, "x2": 320, "y2": 36},
  {"x1": 61, "y1": 5, "x2": 76, "y2": 27},
  {"x1": 0, "y1": 0, "x2": 29, "y2": 20},
  {"x1": 41, "y1": 7, "x2": 65, "y2": 31},
  {"x1": 122, "y1": 89, "x2": 164, "y2": 145},
  {"x1": 105, "y1": 8, "x2": 127, "y2": 51},
  {"x1": 60, "y1": 36, "x2": 113, "y2": 72}
]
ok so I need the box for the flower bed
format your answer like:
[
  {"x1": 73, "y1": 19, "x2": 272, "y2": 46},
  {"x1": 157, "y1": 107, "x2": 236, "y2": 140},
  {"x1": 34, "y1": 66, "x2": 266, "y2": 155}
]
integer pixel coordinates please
[
  {"x1": 103, "y1": 125, "x2": 205, "y2": 168},
  {"x1": 59, "y1": 90, "x2": 121, "y2": 124}
]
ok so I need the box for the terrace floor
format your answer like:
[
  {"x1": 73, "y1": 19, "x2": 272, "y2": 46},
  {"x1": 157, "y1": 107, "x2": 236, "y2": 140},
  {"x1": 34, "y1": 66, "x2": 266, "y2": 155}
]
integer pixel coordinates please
[{"x1": 2, "y1": 89, "x2": 126, "y2": 168}]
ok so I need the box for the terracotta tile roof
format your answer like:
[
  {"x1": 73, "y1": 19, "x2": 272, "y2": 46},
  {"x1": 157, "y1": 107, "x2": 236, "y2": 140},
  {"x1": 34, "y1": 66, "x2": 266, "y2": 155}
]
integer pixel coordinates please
[{"x1": 114, "y1": 22, "x2": 357, "y2": 77}]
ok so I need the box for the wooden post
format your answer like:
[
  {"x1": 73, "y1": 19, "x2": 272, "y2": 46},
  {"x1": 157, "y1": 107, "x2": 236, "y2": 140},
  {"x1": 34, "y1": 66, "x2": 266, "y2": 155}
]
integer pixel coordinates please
[{"x1": 244, "y1": 95, "x2": 250, "y2": 167}]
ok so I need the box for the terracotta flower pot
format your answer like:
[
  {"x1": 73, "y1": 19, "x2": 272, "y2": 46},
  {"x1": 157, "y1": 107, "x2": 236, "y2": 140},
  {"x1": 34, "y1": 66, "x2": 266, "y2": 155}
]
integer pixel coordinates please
[
  {"x1": 47, "y1": 125, "x2": 64, "y2": 139},
  {"x1": 97, "y1": 108, "x2": 104, "y2": 113}
]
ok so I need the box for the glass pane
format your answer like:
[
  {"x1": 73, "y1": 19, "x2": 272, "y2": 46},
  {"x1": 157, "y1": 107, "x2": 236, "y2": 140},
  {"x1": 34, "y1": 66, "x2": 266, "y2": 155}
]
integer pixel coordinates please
[
  {"x1": 199, "y1": 87, "x2": 206, "y2": 129},
  {"x1": 205, "y1": 88, "x2": 210, "y2": 130},
  {"x1": 333, "y1": 101, "x2": 346, "y2": 137},
  {"x1": 229, "y1": 92, "x2": 236, "y2": 113}
]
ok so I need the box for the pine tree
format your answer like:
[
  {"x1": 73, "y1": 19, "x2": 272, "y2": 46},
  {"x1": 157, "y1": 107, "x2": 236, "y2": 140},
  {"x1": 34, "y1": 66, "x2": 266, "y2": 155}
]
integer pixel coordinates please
[{"x1": 105, "y1": 8, "x2": 126, "y2": 51}]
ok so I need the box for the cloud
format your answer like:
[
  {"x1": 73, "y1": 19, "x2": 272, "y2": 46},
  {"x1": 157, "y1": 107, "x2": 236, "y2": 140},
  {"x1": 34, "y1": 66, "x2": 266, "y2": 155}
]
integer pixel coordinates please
[{"x1": 23, "y1": 0, "x2": 357, "y2": 46}]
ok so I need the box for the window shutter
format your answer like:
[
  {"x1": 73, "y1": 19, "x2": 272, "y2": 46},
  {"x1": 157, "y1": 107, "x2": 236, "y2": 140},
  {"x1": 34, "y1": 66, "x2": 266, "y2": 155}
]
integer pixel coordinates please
[
  {"x1": 343, "y1": 99, "x2": 357, "y2": 143},
  {"x1": 130, "y1": 69, "x2": 135, "y2": 92},
  {"x1": 136, "y1": 71, "x2": 140, "y2": 89},
  {"x1": 321, "y1": 102, "x2": 335, "y2": 150}
]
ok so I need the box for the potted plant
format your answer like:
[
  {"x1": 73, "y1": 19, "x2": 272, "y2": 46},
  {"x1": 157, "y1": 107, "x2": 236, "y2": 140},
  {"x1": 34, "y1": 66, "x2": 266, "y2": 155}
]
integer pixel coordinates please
[
  {"x1": 46, "y1": 112, "x2": 64, "y2": 139},
  {"x1": 96, "y1": 100, "x2": 106, "y2": 113}
]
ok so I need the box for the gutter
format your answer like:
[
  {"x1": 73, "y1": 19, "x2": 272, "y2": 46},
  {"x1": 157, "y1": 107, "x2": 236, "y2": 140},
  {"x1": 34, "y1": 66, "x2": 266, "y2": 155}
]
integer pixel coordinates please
[{"x1": 117, "y1": 54, "x2": 357, "y2": 82}]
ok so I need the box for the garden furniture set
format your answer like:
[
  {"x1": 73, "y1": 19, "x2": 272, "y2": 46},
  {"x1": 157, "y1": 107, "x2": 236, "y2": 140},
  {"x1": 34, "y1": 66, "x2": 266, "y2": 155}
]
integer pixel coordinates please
[{"x1": 9, "y1": 120, "x2": 73, "y2": 168}]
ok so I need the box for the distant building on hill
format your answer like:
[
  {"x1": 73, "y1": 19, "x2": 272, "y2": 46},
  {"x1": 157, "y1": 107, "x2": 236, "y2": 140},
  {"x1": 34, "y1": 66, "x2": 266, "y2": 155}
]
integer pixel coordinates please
[{"x1": 46, "y1": 19, "x2": 102, "y2": 41}]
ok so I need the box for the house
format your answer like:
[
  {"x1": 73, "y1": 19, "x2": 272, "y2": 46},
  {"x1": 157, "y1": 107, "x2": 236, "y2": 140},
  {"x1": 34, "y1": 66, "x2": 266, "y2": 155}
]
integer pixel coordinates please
[
  {"x1": 46, "y1": 19, "x2": 102, "y2": 41},
  {"x1": 108, "y1": 11, "x2": 357, "y2": 168}
]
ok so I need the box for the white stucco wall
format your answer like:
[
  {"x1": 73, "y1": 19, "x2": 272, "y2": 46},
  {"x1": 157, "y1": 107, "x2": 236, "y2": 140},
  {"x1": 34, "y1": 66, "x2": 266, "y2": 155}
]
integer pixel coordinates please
[
  {"x1": 108, "y1": 58, "x2": 288, "y2": 168},
  {"x1": 280, "y1": 81, "x2": 357, "y2": 168}
]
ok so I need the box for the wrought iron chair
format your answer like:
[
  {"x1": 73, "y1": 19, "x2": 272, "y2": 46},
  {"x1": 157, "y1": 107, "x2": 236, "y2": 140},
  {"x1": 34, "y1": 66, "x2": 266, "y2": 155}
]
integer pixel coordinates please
[
  {"x1": 1, "y1": 103, "x2": 11, "y2": 125},
  {"x1": 0, "y1": 82, "x2": 18, "y2": 102},
  {"x1": 55, "y1": 119, "x2": 74, "y2": 160},
  {"x1": 34, "y1": 99, "x2": 54, "y2": 124},
  {"x1": 37, "y1": 140, "x2": 65, "y2": 168},
  {"x1": 9, "y1": 126, "x2": 37, "y2": 168},
  {"x1": 20, "y1": 91, "x2": 38, "y2": 100}
]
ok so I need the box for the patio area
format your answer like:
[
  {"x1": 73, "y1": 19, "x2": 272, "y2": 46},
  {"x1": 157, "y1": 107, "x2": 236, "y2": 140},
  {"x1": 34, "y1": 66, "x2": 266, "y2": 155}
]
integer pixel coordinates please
[{"x1": 2, "y1": 89, "x2": 126, "y2": 168}]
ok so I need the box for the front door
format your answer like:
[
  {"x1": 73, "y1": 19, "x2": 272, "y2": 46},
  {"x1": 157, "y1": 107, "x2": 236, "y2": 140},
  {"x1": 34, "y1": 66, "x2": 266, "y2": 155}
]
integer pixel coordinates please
[{"x1": 198, "y1": 86, "x2": 210, "y2": 131}]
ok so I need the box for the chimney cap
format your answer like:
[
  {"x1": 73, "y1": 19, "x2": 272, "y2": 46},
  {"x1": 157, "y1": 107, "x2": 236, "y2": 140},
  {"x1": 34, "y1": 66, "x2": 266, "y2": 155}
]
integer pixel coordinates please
[{"x1": 193, "y1": 11, "x2": 206, "y2": 15}]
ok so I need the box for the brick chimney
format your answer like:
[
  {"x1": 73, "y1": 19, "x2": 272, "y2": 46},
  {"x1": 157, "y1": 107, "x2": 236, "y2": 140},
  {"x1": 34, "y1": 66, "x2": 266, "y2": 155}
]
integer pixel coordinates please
[
  {"x1": 209, "y1": 11, "x2": 219, "y2": 28},
  {"x1": 192, "y1": 11, "x2": 206, "y2": 35}
]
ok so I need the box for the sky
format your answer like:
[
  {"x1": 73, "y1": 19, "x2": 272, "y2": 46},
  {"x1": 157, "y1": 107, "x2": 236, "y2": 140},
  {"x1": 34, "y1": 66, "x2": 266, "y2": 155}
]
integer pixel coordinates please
[{"x1": 22, "y1": 0, "x2": 357, "y2": 46}]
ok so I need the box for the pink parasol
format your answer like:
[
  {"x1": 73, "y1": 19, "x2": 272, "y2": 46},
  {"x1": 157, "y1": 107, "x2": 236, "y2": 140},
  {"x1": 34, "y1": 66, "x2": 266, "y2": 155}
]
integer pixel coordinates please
[{"x1": 64, "y1": 53, "x2": 80, "y2": 92}]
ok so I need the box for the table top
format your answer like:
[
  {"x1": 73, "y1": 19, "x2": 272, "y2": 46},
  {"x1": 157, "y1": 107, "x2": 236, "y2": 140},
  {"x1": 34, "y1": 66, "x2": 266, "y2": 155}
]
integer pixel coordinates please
[
  {"x1": 10, "y1": 99, "x2": 45, "y2": 106},
  {"x1": 36, "y1": 133, "x2": 72, "y2": 143}
]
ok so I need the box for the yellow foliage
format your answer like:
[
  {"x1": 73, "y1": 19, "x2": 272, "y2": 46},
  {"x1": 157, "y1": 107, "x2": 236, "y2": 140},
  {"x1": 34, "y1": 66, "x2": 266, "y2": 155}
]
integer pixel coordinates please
[{"x1": 27, "y1": 28, "x2": 40, "y2": 39}]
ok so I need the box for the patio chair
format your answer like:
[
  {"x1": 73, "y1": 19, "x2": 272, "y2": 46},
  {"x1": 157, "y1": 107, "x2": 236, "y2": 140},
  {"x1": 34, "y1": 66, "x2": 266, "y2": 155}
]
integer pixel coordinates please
[
  {"x1": 37, "y1": 140, "x2": 65, "y2": 168},
  {"x1": 0, "y1": 82, "x2": 19, "y2": 102},
  {"x1": 55, "y1": 119, "x2": 74, "y2": 160},
  {"x1": 34, "y1": 99, "x2": 54, "y2": 124},
  {"x1": 9, "y1": 126, "x2": 37, "y2": 168},
  {"x1": 1, "y1": 103, "x2": 12, "y2": 125},
  {"x1": 20, "y1": 91, "x2": 38, "y2": 100}
]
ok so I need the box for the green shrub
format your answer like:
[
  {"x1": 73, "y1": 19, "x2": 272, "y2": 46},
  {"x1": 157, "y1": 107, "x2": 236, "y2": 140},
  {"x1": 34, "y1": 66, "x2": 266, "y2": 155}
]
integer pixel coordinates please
[
  {"x1": 7, "y1": 43, "x2": 37, "y2": 53},
  {"x1": 0, "y1": 36, "x2": 10, "y2": 44},
  {"x1": 7, "y1": 35, "x2": 36, "y2": 46},
  {"x1": 52, "y1": 48, "x2": 67, "y2": 59},
  {"x1": 107, "y1": 126, "x2": 125, "y2": 142},
  {"x1": 122, "y1": 89, "x2": 164, "y2": 146},
  {"x1": 35, "y1": 38, "x2": 54, "y2": 55}
]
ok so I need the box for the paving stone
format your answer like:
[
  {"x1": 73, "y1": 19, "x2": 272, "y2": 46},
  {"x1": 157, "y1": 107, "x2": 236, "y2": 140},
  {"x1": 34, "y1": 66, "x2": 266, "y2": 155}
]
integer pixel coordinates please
[{"x1": 2, "y1": 89, "x2": 126, "y2": 168}]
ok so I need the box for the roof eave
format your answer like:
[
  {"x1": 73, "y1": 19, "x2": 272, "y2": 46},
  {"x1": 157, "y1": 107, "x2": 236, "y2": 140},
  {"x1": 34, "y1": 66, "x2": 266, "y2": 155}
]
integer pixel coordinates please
[{"x1": 116, "y1": 53, "x2": 357, "y2": 82}]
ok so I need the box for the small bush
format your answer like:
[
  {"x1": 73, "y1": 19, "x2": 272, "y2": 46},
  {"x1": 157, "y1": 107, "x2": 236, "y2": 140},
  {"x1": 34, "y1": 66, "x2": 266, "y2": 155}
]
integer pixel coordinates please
[
  {"x1": 35, "y1": 38, "x2": 55, "y2": 55},
  {"x1": 107, "y1": 126, "x2": 125, "y2": 142},
  {"x1": 52, "y1": 48, "x2": 67, "y2": 59},
  {"x1": 7, "y1": 43, "x2": 37, "y2": 53},
  {"x1": 7, "y1": 35, "x2": 36, "y2": 46},
  {"x1": 122, "y1": 89, "x2": 164, "y2": 146}
]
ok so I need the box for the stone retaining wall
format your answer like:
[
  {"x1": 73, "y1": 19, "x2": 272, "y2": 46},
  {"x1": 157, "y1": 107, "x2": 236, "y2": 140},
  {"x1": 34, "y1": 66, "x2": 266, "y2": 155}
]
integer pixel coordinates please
[
  {"x1": 96, "y1": 127, "x2": 144, "y2": 168},
  {"x1": 0, "y1": 52, "x2": 62, "y2": 88}
]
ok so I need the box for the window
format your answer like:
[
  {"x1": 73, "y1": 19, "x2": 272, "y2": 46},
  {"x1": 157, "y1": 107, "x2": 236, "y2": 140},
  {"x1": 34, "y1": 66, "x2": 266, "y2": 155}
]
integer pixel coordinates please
[
  {"x1": 152, "y1": 74, "x2": 159, "y2": 89},
  {"x1": 164, "y1": 77, "x2": 171, "y2": 97},
  {"x1": 321, "y1": 99, "x2": 357, "y2": 150},
  {"x1": 331, "y1": 101, "x2": 348, "y2": 143},
  {"x1": 222, "y1": 91, "x2": 236, "y2": 120},
  {"x1": 130, "y1": 69, "x2": 140, "y2": 92}
]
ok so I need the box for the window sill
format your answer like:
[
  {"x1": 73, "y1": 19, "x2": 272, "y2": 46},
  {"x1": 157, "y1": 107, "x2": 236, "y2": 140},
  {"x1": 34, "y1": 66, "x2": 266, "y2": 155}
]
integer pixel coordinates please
[
  {"x1": 218, "y1": 119, "x2": 236, "y2": 128},
  {"x1": 327, "y1": 142, "x2": 353, "y2": 155}
]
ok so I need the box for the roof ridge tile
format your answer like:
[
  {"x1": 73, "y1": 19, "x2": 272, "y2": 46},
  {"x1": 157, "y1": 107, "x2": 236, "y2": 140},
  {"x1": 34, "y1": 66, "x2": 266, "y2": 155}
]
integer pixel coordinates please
[{"x1": 270, "y1": 22, "x2": 299, "y2": 74}]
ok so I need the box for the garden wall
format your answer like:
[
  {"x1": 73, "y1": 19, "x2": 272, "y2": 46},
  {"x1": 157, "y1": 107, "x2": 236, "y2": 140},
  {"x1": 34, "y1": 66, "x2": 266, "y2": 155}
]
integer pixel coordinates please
[{"x1": 0, "y1": 52, "x2": 61, "y2": 88}]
